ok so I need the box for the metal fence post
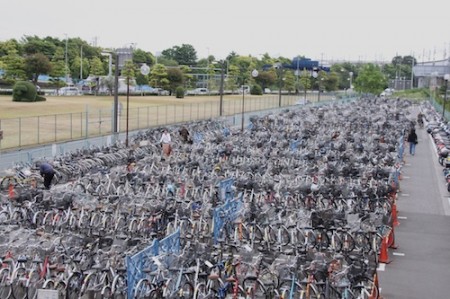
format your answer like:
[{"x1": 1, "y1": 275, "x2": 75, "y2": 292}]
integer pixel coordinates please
[
  {"x1": 99, "y1": 109, "x2": 102, "y2": 135},
  {"x1": 37, "y1": 116, "x2": 40, "y2": 144},
  {"x1": 19, "y1": 118, "x2": 21, "y2": 147},
  {"x1": 85, "y1": 106, "x2": 89, "y2": 139},
  {"x1": 70, "y1": 113, "x2": 73, "y2": 140},
  {"x1": 54, "y1": 115, "x2": 57, "y2": 142},
  {"x1": 137, "y1": 107, "x2": 140, "y2": 130}
]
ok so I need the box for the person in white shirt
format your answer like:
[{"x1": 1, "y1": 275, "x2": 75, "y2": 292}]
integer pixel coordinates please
[{"x1": 159, "y1": 129, "x2": 172, "y2": 157}]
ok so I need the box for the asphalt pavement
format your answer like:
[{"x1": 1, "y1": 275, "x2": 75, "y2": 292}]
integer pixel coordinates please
[{"x1": 378, "y1": 107, "x2": 450, "y2": 299}]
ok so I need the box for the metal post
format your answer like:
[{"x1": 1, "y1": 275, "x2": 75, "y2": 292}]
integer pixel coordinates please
[
  {"x1": 241, "y1": 84, "x2": 245, "y2": 132},
  {"x1": 278, "y1": 72, "x2": 282, "y2": 107},
  {"x1": 113, "y1": 53, "x2": 119, "y2": 133},
  {"x1": 443, "y1": 78, "x2": 449, "y2": 119},
  {"x1": 70, "y1": 113, "x2": 72, "y2": 139},
  {"x1": 126, "y1": 76, "x2": 130, "y2": 147},
  {"x1": 54, "y1": 115, "x2": 57, "y2": 142},
  {"x1": 219, "y1": 62, "x2": 225, "y2": 116},
  {"x1": 37, "y1": 116, "x2": 40, "y2": 144}
]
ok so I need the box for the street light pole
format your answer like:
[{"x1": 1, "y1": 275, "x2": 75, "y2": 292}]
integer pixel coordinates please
[{"x1": 443, "y1": 74, "x2": 450, "y2": 119}]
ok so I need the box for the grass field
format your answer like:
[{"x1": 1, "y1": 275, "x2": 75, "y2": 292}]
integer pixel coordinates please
[
  {"x1": 0, "y1": 93, "x2": 300, "y2": 150},
  {"x1": 0, "y1": 94, "x2": 230, "y2": 119}
]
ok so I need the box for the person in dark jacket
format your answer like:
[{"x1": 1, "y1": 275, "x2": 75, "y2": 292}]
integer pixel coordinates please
[
  {"x1": 39, "y1": 162, "x2": 55, "y2": 189},
  {"x1": 179, "y1": 126, "x2": 191, "y2": 144},
  {"x1": 407, "y1": 128, "x2": 418, "y2": 155}
]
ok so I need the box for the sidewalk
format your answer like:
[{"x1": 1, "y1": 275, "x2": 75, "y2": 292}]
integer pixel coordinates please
[{"x1": 378, "y1": 108, "x2": 450, "y2": 298}]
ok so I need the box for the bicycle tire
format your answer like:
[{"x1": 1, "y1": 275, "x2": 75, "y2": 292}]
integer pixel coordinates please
[
  {"x1": 26, "y1": 270, "x2": 42, "y2": 299},
  {"x1": 149, "y1": 289, "x2": 164, "y2": 299},
  {"x1": 0, "y1": 268, "x2": 12, "y2": 299},
  {"x1": 180, "y1": 281, "x2": 194, "y2": 298},
  {"x1": 111, "y1": 274, "x2": 127, "y2": 297},
  {"x1": 134, "y1": 279, "x2": 152, "y2": 298},
  {"x1": 66, "y1": 271, "x2": 83, "y2": 299},
  {"x1": 11, "y1": 267, "x2": 27, "y2": 299},
  {"x1": 0, "y1": 211, "x2": 11, "y2": 224}
]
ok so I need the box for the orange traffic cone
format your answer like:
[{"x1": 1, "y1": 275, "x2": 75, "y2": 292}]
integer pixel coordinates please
[
  {"x1": 392, "y1": 202, "x2": 400, "y2": 226},
  {"x1": 388, "y1": 226, "x2": 398, "y2": 249},
  {"x1": 379, "y1": 236, "x2": 391, "y2": 264}
]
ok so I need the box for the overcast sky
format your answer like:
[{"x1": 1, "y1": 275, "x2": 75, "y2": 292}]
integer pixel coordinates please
[{"x1": 1, "y1": 0, "x2": 448, "y2": 64}]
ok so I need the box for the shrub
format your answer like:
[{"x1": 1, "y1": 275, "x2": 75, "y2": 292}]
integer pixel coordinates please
[
  {"x1": 250, "y1": 84, "x2": 263, "y2": 95},
  {"x1": 35, "y1": 95, "x2": 47, "y2": 101},
  {"x1": 176, "y1": 86, "x2": 185, "y2": 99},
  {"x1": 12, "y1": 81, "x2": 37, "y2": 102}
]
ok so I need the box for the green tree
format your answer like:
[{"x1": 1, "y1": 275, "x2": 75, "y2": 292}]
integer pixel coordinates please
[
  {"x1": 49, "y1": 47, "x2": 67, "y2": 92},
  {"x1": 167, "y1": 68, "x2": 184, "y2": 95},
  {"x1": 354, "y1": 63, "x2": 386, "y2": 95},
  {"x1": 122, "y1": 60, "x2": 136, "y2": 91},
  {"x1": 300, "y1": 68, "x2": 312, "y2": 98},
  {"x1": 206, "y1": 63, "x2": 218, "y2": 91},
  {"x1": 135, "y1": 73, "x2": 149, "y2": 86},
  {"x1": 226, "y1": 64, "x2": 239, "y2": 92},
  {"x1": 89, "y1": 57, "x2": 104, "y2": 76},
  {"x1": 24, "y1": 53, "x2": 52, "y2": 85},
  {"x1": 1, "y1": 43, "x2": 26, "y2": 84},
  {"x1": 149, "y1": 64, "x2": 169, "y2": 89},
  {"x1": 254, "y1": 71, "x2": 276, "y2": 91},
  {"x1": 132, "y1": 49, "x2": 154, "y2": 66},
  {"x1": 283, "y1": 70, "x2": 296, "y2": 94},
  {"x1": 161, "y1": 44, "x2": 197, "y2": 65},
  {"x1": 22, "y1": 35, "x2": 56, "y2": 57},
  {"x1": 179, "y1": 65, "x2": 193, "y2": 89},
  {"x1": 322, "y1": 72, "x2": 339, "y2": 92}
]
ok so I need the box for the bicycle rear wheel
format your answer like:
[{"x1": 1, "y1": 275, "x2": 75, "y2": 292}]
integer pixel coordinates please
[
  {"x1": 11, "y1": 267, "x2": 27, "y2": 299},
  {"x1": 0, "y1": 268, "x2": 12, "y2": 299}
]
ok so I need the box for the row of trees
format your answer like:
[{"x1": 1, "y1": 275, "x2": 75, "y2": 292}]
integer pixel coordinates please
[{"x1": 0, "y1": 35, "x2": 416, "y2": 96}]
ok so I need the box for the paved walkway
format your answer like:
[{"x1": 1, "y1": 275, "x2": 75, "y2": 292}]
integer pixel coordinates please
[{"x1": 378, "y1": 107, "x2": 450, "y2": 298}]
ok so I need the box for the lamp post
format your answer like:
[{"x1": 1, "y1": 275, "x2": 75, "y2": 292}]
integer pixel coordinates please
[
  {"x1": 241, "y1": 69, "x2": 259, "y2": 132},
  {"x1": 443, "y1": 74, "x2": 450, "y2": 119},
  {"x1": 318, "y1": 77, "x2": 324, "y2": 102},
  {"x1": 312, "y1": 69, "x2": 318, "y2": 101},
  {"x1": 349, "y1": 72, "x2": 353, "y2": 90}
]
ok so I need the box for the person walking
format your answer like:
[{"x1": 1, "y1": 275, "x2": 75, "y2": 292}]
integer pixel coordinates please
[
  {"x1": 407, "y1": 128, "x2": 418, "y2": 156},
  {"x1": 159, "y1": 129, "x2": 172, "y2": 157},
  {"x1": 39, "y1": 162, "x2": 55, "y2": 189}
]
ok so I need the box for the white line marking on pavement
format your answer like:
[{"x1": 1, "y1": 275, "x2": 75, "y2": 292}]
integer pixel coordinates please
[
  {"x1": 377, "y1": 263, "x2": 386, "y2": 271},
  {"x1": 401, "y1": 193, "x2": 410, "y2": 197},
  {"x1": 405, "y1": 163, "x2": 411, "y2": 166},
  {"x1": 398, "y1": 216, "x2": 407, "y2": 219},
  {"x1": 402, "y1": 176, "x2": 410, "y2": 179},
  {"x1": 393, "y1": 252, "x2": 405, "y2": 256}
]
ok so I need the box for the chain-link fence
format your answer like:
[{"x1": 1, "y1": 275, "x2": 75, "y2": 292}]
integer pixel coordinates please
[
  {"x1": 0, "y1": 93, "x2": 343, "y2": 151},
  {"x1": 0, "y1": 93, "x2": 356, "y2": 173}
]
